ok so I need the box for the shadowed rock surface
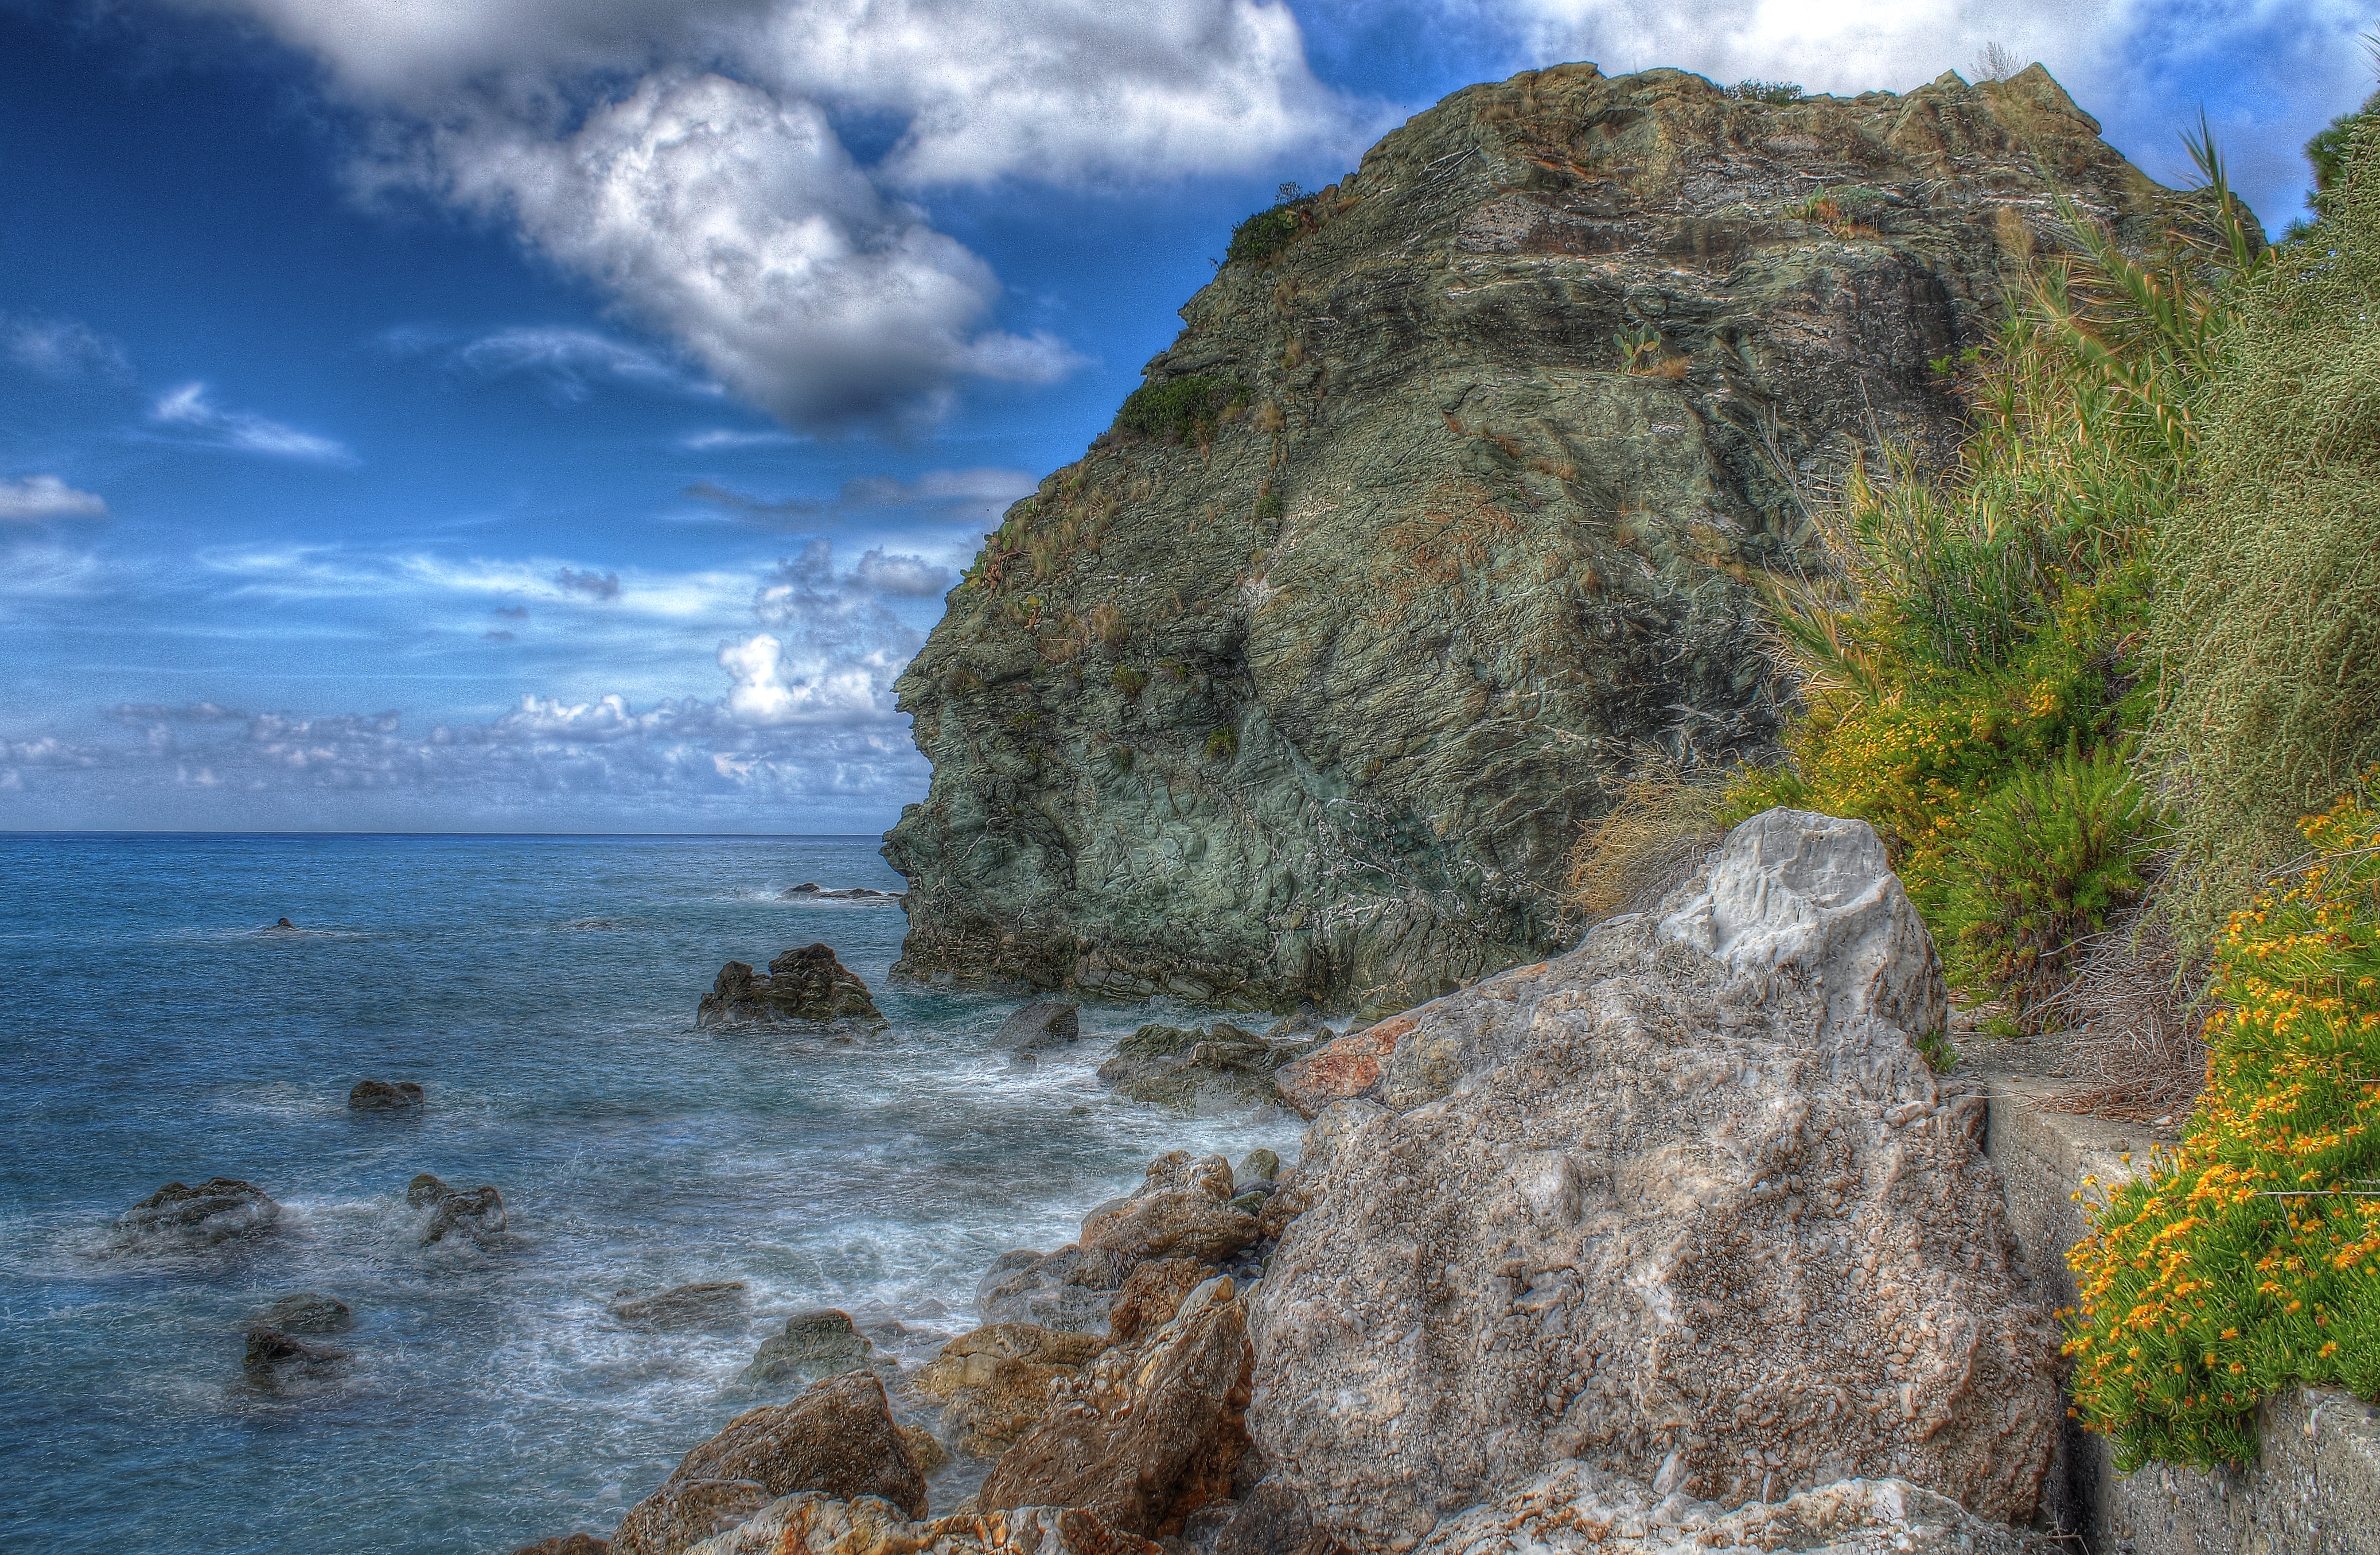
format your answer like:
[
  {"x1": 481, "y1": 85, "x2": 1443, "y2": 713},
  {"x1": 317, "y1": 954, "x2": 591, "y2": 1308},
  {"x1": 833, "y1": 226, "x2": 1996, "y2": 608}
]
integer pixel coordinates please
[
  {"x1": 611, "y1": 1371, "x2": 926, "y2": 1555},
  {"x1": 680, "y1": 1495, "x2": 1163, "y2": 1555},
  {"x1": 1245, "y1": 810, "x2": 2059, "y2": 1551},
  {"x1": 700, "y1": 945, "x2": 885, "y2": 1028},
  {"x1": 610, "y1": 1281, "x2": 750, "y2": 1329},
  {"x1": 415, "y1": 1180, "x2": 506, "y2": 1247},
  {"x1": 513, "y1": 1537, "x2": 609, "y2": 1555},
  {"x1": 348, "y1": 1079, "x2": 423, "y2": 1110},
  {"x1": 740, "y1": 1308, "x2": 872, "y2": 1387},
  {"x1": 881, "y1": 62, "x2": 2178, "y2": 1015},
  {"x1": 260, "y1": 1293, "x2": 352, "y2": 1333},
  {"x1": 1096, "y1": 1024, "x2": 1326, "y2": 1111},
  {"x1": 993, "y1": 999, "x2": 1080, "y2": 1052},
  {"x1": 913, "y1": 1323, "x2": 1109, "y2": 1456}
]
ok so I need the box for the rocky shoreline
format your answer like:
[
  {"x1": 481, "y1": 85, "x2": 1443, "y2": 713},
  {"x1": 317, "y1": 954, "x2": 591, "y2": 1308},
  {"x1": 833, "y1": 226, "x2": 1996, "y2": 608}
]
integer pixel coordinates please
[{"x1": 518, "y1": 808, "x2": 2067, "y2": 1555}]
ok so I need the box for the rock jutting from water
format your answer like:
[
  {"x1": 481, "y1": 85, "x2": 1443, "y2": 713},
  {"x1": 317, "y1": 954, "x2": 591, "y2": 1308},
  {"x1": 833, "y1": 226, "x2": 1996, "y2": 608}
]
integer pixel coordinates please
[
  {"x1": 781, "y1": 884, "x2": 901, "y2": 901},
  {"x1": 114, "y1": 1177, "x2": 281, "y2": 1246},
  {"x1": 991, "y1": 998, "x2": 1080, "y2": 1052},
  {"x1": 259, "y1": 1292, "x2": 353, "y2": 1333},
  {"x1": 1244, "y1": 808, "x2": 2058, "y2": 1548},
  {"x1": 880, "y1": 62, "x2": 2181, "y2": 1016},
  {"x1": 1095, "y1": 1023, "x2": 1326, "y2": 1111},
  {"x1": 407, "y1": 1172, "x2": 508, "y2": 1247},
  {"x1": 699, "y1": 944, "x2": 885, "y2": 1029},
  {"x1": 348, "y1": 1079, "x2": 424, "y2": 1110},
  {"x1": 610, "y1": 1281, "x2": 750, "y2": 1330},
  {"x1": 740, "y1": 1308, "x2": 874, "y2": 1387}
]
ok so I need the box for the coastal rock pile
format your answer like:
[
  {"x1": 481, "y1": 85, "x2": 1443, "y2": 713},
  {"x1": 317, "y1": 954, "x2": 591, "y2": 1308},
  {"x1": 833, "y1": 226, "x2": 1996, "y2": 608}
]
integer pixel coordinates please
[
  {"x1": 1245, "y1": 809, "x2": 2059, "y2": 1548},
  {"x1": 611, "y1": 1371, "x2": 926, "y2": 1555},
  {"x1": 1096, "y1": 1023, "x2": 1326, "y2": 1110},
  {"x1": 699, "y1": 945, "x2": 884, "y2": 1028},
  {"x1": 882, "y1": 62, "x2": 2181, "y2": 1013},
  {"x1": 681, "y1": 1496, "x2": 1159, "y2": 1555}
]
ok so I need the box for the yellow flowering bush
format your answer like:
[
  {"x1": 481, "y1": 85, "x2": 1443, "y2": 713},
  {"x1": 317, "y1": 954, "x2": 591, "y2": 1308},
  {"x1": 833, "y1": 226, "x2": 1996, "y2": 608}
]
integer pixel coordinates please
[{"x1": 2064, "y1": 793, "x2": 2380, "y2": 1467}]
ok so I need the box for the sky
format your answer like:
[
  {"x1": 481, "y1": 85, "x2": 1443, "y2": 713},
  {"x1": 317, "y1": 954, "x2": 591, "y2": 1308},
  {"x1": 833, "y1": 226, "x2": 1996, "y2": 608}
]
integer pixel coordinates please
[{"x1": 2, "y1": 0, "x2": 2373, "y2": 834}]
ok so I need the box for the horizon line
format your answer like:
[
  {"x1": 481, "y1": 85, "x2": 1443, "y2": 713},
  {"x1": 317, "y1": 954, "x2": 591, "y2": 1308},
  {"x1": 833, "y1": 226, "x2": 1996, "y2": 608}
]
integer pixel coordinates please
[{"x1": 0, "y1": 829, "x2": 890, "y2": 839}]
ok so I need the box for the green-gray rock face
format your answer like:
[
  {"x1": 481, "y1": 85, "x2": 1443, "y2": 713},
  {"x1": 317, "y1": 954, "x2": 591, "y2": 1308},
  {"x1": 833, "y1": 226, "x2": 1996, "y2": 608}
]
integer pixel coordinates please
[{"x1": 883, "y1": 62, "x2": 2174, "y2": 1016}]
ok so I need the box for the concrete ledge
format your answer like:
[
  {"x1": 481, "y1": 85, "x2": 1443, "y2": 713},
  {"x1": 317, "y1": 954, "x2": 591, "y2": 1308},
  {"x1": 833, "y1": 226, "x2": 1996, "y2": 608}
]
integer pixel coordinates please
[{"x1": 1974, "y1": 1078, "x2": 2380, "y2": 1554}]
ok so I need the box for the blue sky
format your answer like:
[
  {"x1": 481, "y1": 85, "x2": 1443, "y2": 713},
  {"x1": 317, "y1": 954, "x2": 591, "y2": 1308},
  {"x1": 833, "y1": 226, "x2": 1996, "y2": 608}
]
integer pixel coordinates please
[{"x1": 2, "y1": 0, "x2": 2372, "y2": 833}]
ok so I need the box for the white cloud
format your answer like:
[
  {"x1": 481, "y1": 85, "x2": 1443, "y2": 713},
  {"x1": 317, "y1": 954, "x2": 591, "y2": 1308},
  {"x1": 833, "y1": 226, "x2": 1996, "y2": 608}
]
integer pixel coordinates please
[
  {"x1": 151, "y1": 382, "x2": 355, "y2": 464},
  {"x1": 678, "y1": 426, "x2": 798, "y2": 450},
  {"x1": 851, "y1": 547, "x2": 951, "y2": 597},
  {"x1": 0, "y1": 475, "x2": 108, "y2": 520},
  {"x1": 3, "y1": 314, "x2": 133, "y2": 381},
  {"x1": 170, "y1": 0, "x2": 1357, "y2": 431}
]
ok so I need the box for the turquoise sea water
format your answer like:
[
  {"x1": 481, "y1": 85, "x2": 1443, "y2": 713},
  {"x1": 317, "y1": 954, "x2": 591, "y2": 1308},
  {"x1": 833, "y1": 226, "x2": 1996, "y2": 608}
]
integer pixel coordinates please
[{"x1": 0, "y1": 834, "x2": 1299, "y2": 1554}]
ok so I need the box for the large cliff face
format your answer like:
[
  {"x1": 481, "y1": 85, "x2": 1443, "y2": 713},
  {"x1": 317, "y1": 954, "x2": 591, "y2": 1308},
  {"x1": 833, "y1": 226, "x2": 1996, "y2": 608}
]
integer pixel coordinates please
[{"x1": 882, "y1": 62, "x2": 2172, "y2": 1016}]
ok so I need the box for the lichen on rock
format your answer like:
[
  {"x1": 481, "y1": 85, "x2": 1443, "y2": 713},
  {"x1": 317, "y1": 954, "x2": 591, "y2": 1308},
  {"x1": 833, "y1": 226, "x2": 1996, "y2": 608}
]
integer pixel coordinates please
[{"x1": 881, "y1": 62, "x2": 2178, "y2": 1015}]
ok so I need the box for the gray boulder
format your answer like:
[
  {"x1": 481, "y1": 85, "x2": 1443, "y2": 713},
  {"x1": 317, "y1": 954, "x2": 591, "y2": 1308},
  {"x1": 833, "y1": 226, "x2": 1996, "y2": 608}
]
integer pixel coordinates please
[
  {"x1": 993, "y1": 998, "x2": 1080, "y2": 1052},
  {"x1": 1413, "y1": 1465, "x2": 2027, "y2": 1555},
  {"x1": 115, "y1": 1177, "x2": 279, "y2": 1246},
  {"x1": 739, "y1": 1309, "x2": 871, "y2": 1387},
  {"x1": 1097, "y1": 1024, "x2": 1325, "y2": 1111},
  {"x1": 699, "y1": 945, "x2": 884, "y2": 1028},
  {"x1": 1246, "y1": 809, "x2": 2060, "y2": 1552}
]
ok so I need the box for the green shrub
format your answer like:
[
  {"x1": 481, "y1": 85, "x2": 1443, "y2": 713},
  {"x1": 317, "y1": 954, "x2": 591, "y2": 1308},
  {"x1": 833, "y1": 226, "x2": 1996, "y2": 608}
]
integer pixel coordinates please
[
  {"x1": 2149, "y1": 115, "x2": 2380, "y2": 938},
  {"x1": 1205, "y1": 726, "x2": 1238, "y2": 761},
  {"x1": 1108, "y1": 744, "x2": 1136, "y2": 773},
  {"x1": 1116, "y1": 375, "x2": 1247, "y2": 445},
  {"x1": 1255, "y1": 488, "x2": 1284, "y2": 522},
  {"x1": 1111, "y1": 664, "x2": 1150, "y2": 699},
  {"x1": 1226, "y1": 185, "x2": 1315, "y2": 267},
  {"x1": 1937, "y1": 744, "x2": 2155, "y2": 1025},
  {"x1": 2065, "y1": 790, "x2": 2380, "y2": 1469}
]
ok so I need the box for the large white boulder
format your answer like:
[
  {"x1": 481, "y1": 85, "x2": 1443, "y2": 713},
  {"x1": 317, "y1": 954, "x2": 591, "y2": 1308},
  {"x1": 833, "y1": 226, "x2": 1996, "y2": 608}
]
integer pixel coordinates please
[{"x1": 1246, "y1": 809, "x2": 2058, "y2": 1553}]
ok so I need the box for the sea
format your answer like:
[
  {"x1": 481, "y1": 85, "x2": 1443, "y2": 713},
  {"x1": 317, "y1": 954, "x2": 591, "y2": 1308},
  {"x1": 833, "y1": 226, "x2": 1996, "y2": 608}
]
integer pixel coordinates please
[{"x1": 0, "y1": 833, "x2": 1303, "y2": 1554}]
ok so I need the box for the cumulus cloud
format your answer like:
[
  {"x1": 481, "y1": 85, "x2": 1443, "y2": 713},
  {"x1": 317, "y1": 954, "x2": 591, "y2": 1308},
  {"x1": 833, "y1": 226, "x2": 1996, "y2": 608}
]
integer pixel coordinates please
[
  {"x1": 851, "y1": 548, "x2": 951, "y2": 597},
  {"x1": 151, "y1": 382, "x2": 355, "y2": 464},
  {"x1": 3, "y1": 314, "x2": 133, "y2": 381},
  {"x1": 167, "y1": 0, "x2": 1354, "y2": 431},
  {"x1": 0, "y1": 475, "x2": 108, "y2": 520}
]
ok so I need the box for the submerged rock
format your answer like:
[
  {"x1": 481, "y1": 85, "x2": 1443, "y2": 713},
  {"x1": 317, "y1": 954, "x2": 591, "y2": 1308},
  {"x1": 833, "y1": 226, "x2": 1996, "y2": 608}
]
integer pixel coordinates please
[
  {"x1": 699, "y1": 945, "x2": 885, "y2": 1028},
  {"x1": 992, "y1": 999, "x2": 1080, "y2": 1052},
  {"x1": 115, "y1": 1177, "x2": 280, "y2": 1246},
  {"x1": 611, "y1": 1281, "x2": 749, "y2": 1329},
  {"x1": 681, "y1": 1495, "x2": 1161, "y2": 1555},
  {"x1": 348, "y1": 1079, "x2": 424, "y2": 1110},
  {"x1": 611, "y1": 1370, "x2": 927, "y2": 1555},
  {"x1": 980, "y1": 1273, "x2": 1253, "y2": 1537},
  {"x1": 1412, "y1": 1464, "x2": 2027, "y2": 1555},
  {"x1": 975, "y1": 1245, "x2": 1132, "y2": 1333},
  {"x1": 739, "y1": 1309, "x2": 872, "y2": 1387},
  {"x1": 1245, "y1": 810, "x2": 2059, "y2": 1552},
  {"x1": 260, "y1": 1292, "x2": 352, "y2": 1334},
  {"x1": 913, "y1": 1323, "x2": 1108, "y2": 1456},
  {"x1": 243, "y1": 1321, "x2": 346, "y2": 1377},
  {"x1": 1096, "y1": 1024, "x2": 1323, "y2": 1111}
]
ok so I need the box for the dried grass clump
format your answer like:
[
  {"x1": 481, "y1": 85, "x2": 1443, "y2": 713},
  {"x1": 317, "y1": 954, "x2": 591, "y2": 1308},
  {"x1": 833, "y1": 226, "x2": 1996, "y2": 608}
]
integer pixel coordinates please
[
  {"x1": 2031, "y1": 901, "x2": 2208, "y2": 1124},
  {"x1": 1564, "y1": 756, "x2": 1727, "y2": 923}
]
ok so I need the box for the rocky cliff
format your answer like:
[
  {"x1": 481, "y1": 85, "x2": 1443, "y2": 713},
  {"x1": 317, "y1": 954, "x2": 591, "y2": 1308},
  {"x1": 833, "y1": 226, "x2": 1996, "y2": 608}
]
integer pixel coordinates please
[{"x1": 882, "y1": 61, "x2": 2175, "y2": 1014}]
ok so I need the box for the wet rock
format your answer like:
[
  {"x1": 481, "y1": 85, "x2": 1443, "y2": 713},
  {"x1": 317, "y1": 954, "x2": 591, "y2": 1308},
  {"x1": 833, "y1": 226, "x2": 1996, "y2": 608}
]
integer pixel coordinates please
[
  {"x1": 699, "y1": 944, "x2": 885, "y2": 1028},
  {"x1": 739, "y1": 1308, "x2": 872, "y2": 1387},
  {"x1": 243, "y1": 1321, "x2": 346, "y2": 1376},
  {"x1": 1104, "y1": 1258, "x2": 1212, "y2": 1348},
  {"x1": 1247, "y1": 810, "x2": 2059, "y2": 1552},
  {"x1": 406, "y1": 1171, "x2": 451, "y2": 1208},
  {"x1": 115, "y1": 1177, "x2": 280, "y2": 1246},
  {"x1": 513, "y1": 1537, "x2": 610, "y2": 1555},
  {"x1": 781, "y1": 884, "x2": 900, "y2": 901},
  {"x1": 992, "y1": 999, "x2": 1080, "y2": 1052},
  {"x1": 1080, "y1": 1152, "x2": 1260, "y2": 1265},
  {"x1": 612, "y1": 1371, "x2": 928, "y2": 1555},
  {"x1": 681, "y1": 1495, "x2": 1163, "y2": 1555},
  {"x1": 1233, "y1": 1151, "x2": 1279, "y2": 1189},
  {"x1": 1413, "y1": 1465, "x2": 2027, "y2": 1555},
  {"x1": 976, "y1": 1245, "x2": 1133, "y2": 1332},
  {"x1": 1096, "y1": 1025, "x2": 1324, "y2": 1112},
  {"x1": 348, "y1": 1079, "x2": 424, "y2": 1110},
  {"x1": 913, "y1": 1323, "x2": 1107, "y2": 1456},
  {"x1": 419, "y1": 1183, "x2": 507, "y2": 1247},
  {"x1": 611, "y1": 1281, "x2": 750, "y2": 1329},
  {"x1": 895, "y1": 1424, "x2": 949, "y2": 1477},
  {"x1": 981, "y1": 1274, "x2": 1253, "y2": 1537},
  {"x1": 260, "y1": 1292, "x2": 352, "y2": 1334}
]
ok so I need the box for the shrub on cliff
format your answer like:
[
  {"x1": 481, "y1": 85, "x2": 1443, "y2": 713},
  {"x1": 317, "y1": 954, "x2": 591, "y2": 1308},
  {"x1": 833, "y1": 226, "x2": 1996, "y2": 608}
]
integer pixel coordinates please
[
  {"x1": 2064, "y1": 787, "x2": 2380, "y2": 1468},
  {"x1": 2148, "y1": 115, "x2": 2380, "y2": 938},
  {"x1": 1225, "y1": 183, "x2": 1315, "y2": 267},
  {"x1": 1116, "y1": 375, "x2": 1247, "y2": 445}
]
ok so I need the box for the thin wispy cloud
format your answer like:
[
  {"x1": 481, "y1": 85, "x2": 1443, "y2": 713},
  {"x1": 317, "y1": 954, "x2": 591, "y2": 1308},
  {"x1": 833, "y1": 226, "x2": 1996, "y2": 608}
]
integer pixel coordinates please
[
  {"x1": 684, "y1": 466, "x2": 1036, "y2": 523},
  {"x1": 3, "y1": 314, "x2": 133, "y2": 382},
  {"x1": 385, "y1": 322, "x2": 719, "y2": 401},
  {"x1": 677, "y1": 427, "x2": 799, "y2": 451},
  {"x1": 0, "y1": 475, "x2": 108, "y2": 520},
  {"x1": 151, "y1": 382, "x2": 355, "y2": 464}
]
